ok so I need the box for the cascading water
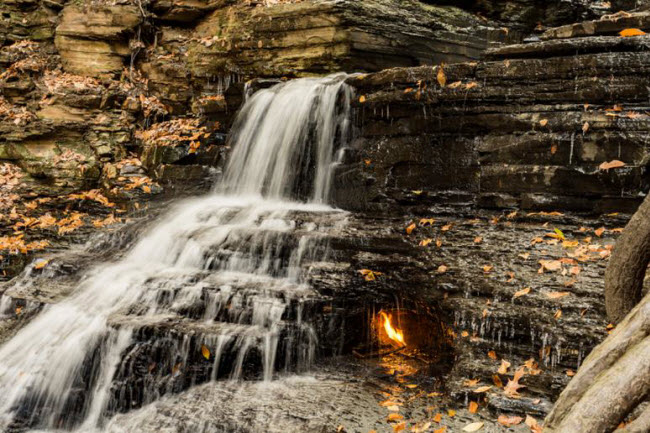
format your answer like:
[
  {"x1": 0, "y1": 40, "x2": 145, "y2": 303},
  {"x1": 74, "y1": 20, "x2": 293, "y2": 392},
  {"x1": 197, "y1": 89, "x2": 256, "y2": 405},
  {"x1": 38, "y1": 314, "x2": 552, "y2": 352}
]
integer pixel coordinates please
[{"x1": 0, "y1": 74, "x2": 352, "y2": 432}]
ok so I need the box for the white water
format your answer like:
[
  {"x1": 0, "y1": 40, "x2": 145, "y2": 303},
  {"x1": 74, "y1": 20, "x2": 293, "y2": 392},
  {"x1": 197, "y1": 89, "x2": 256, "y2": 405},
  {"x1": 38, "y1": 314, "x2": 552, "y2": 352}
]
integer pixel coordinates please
[{"x1": 0, "y1": 74, "x2": 352, "y2": 431}]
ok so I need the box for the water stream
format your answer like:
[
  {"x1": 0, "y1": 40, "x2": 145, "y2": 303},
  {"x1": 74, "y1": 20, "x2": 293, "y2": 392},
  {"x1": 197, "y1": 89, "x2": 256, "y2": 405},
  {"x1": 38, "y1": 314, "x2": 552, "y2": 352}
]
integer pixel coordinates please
[{"x1": 0, "y1": 74, "x2": 352, "y2": 432}]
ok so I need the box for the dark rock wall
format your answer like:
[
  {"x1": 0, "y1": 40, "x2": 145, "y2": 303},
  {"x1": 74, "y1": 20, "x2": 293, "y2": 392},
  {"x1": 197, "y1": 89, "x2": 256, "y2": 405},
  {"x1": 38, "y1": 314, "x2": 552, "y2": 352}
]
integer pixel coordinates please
[{"x1": 341, "y1": 18, "x2": 650, "y2": 214}]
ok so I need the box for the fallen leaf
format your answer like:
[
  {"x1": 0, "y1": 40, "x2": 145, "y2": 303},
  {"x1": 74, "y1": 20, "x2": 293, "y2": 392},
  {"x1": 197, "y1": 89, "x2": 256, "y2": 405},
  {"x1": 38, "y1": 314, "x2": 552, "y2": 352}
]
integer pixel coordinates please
[
  {"x1": 503, "y1": 367, "x2": 526, "y2": 398},
  {"x1": 438, "y1": 265, "x2": 448, "y2": 274},
  {"x1": 469, "y1": 401, "x2": 478, "y2": 413},
  {"x1": 474, "y1": 236, "x2": 483, "y2": 244},
  {"x1": 482, "y1": 265, "x2": 493, "y2": 273},
  {"x1": 359, "y1": 95, "x2": 367, "y2": 103},
  {"x1": 566, "y1": 369, "x2": 575, "y2": 377},
  {"x1": 393, "y1": 422, "x2": 406, "y2": 432},
  {"x1": 498, "y1": 359, "x2": 511, "y2": 375},
  {"x1": 464, "y1": 379, "x2": 480, "y2": 387},
  {"x1": 525, "y1": 415, "x2": 543, "y2": 433},
  {"x1": 582, "y1": 122, "x2": 590, "y2": 133},
  {"x1": 599, "y1": 160, "x2": 625, "y2": 171},
  {"x1": 539, "y1": 260, "x2": 562, "y2": 272},
  {"x1": 434, "y1": 428, "x2": 447, "y2": 433},
  {"x1": 493, "y1": 374, "x2": 503, "y2": 388},
  {"x1": 437, "y1": 64, "x2": 447, "y2": 87},
  {"x1": 412, "y1": 422, "x2": 431, "y2": 433},
  {"x1": 620, "y1": 28, "x2": 646, "y2": 37},
  {"x1": 34, "y1": 259, "x2": 49, "y2": 270},
  {"x1": 497, "y1": 415, "x2": 523, "y2": 427},
  {"x1": 595, "y1": 227, "x2": 605, "y2": 237},
  {"x1": 406, "y1": 223, "x2": 417, "y2": 235},
  {"x1": 420, "y1": 218, "x2": 435, "y2": 226},
  {"x1": 554, "y1": 309, "x2": 563, "y2": 320},
  {"x1": 433, "y1": 413, "x2": 442, "y2": 423},
  {"x1": 441, "y1": 224, "x2": 452, "y2": 232},
  {"x1": 201, "y1": 344, "x2": 210, "y2": 360},
  {"x1": 420, "y1": 239, "x2": 433, "y2": 247},
  {"x1": 546, "y1": 291, "x2": 570, "y2": 299},
  {"x1": 513, "y1": 287, "x2": 531, "y2": 299},
  {"x1": 462, "y1": 422, "x2": 484, "y2": 432},
  {"x1": 447, "y1": 409, "x2": 456, "y2": 417},
  {"x1": 388, "y1": 413, "x2": 404, "y2": 421},
  {"x1": 539, "y1": 119, "x2": 548, "y2": 127},
  {"x1": 473, "y1": 386, "x2": 492, "y2": 393},
  {"x1": 488, "y1": 350, "x2": 497, "y2": 360}
]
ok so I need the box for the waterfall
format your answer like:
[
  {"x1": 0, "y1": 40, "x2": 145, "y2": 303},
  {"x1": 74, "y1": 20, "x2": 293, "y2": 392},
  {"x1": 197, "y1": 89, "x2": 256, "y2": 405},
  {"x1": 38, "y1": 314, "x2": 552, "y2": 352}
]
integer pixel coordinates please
[{"x1": 0, "y1": 74, "x2": 352, "y2": 432}]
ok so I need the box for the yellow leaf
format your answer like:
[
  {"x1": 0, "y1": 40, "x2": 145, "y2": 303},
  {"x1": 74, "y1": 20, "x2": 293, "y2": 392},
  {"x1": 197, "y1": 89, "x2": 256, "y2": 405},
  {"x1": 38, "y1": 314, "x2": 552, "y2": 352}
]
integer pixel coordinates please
[
  {"x1": 482, "y1": 265, "x2": 493, "y2": 273},
  {"x1": 359, "y1": 95, "x2": 366, "y2": 103},
  {"x1": 447, "y1": 409, "x2": 456, "y2": 417},
  {"x1": 406, "y1": 223, "x2": 417, "y2": 235},
  {"x1": 201, "y1": 344, "x2": 210, "y2": 360},
  {"x1": 420, "y1": 218, "x2": 435, "y2": 226},
  {"x1": 463, "y1": 422, "x2": 484, "y2": 432},
  {"x1": 437, "y1": 65, "x2": 447, "y2": 87},
  {"x1": 419, "y1": 238, "x2": 433, "y2": 247},
  {"x1": 437, "y1": 265, "x2": 448, "y2": 274},
  {"x1": 599, "y1": 160, "x2": 626, "y2": 171},
  {"x1": 34, "y1": 259, "x2": 49, "y2": 270},
  {"x1": 620, "y1": 28, "x2": 646, "y2": 37},
  {"x1": 539, "y1": 119, "x2": 548, "y2": 126},
  {"x1": 513, "y1": 287, "x2": 531, "y2": 299},
  {"x1": 441, "y1": 224, "x2": 452, "y2": 232}
]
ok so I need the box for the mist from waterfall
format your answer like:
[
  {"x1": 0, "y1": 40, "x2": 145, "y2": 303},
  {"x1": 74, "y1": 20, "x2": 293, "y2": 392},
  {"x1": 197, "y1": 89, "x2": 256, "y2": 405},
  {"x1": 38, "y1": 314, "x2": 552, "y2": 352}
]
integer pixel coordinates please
[{"x1": 0, "y1": 74, "x2": 352, "y2": 432}]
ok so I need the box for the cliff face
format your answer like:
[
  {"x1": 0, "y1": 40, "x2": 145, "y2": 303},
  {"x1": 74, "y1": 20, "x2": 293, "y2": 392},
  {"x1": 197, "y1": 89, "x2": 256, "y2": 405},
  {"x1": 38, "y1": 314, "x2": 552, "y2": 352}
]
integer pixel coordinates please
[{"x1": 340, "y1": 11, "x2": 650, "y2": 215}]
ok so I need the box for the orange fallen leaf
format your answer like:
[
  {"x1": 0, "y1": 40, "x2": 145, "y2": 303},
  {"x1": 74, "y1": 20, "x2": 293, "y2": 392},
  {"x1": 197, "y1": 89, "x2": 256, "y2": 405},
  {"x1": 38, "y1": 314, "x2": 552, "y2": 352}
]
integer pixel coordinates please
[
  {"x1": 539, "y1": 119, "x2": 548, "y2": 126},
  {"x1": 554, "y1": 309, "x2": 563, "y2": 320},
  {"x1": 566, "y1": 369, "x2": 575, "y2": 377},
  {"x1": 469, "y1": 401, "x2": 478, "y2": 413},
  {"x1": 34, "y1": 259, "x2": 49, "y2": 270},
  {"x1": 434, "y1": 427, "x2": 447, "y2": 433},
  {"x1": 525, "y1": 415, "x2": 543, "y2": 433},
  {"x1": 595, "y1": 227, "x2": 605, "y2": 237},
  {"x1": 513, "y1": 287, "x2": 531, "y2": 299},
  {"x1": 437, "y1": 64, "x2": 447, "y2": 87},
  {"x1": 482, "y1": 265, "x2": 493, "y2": 273},
  {"x1": 433, "y1": 413, "x2": 442, "y2": 423},
  {"x1": 488, "y1": 350, "x2": 497, "y2": 360},
  {"x1": 201, "y1": 344, "x2": 210, "y2": 360},
  {"x1": 438, "y1": 265, "x2": 448, "y2": 274},
  {"x1": 388, "y1": 413, "x2": 404, "y2": 422},
  {"x1": 420, "y1": 239, "x2": 433, "y2": 247},
  {"x1": 359, "y1": 95, "x2": 367, "y2": 103},
  {"x1": 497, "y1": 415, "x2": 523, "y2": 427},
  {"x1": 620, "y1": 28, "x2": 646, "y2": 37},
  {"x1": 393, "y1": 422, "x2": 406, "y2": 432},
  {"x1": 493, "y1": 374, "x2": 503, "y2": 388},
  {"x1": 599, "y1": 160, "x2": 625, "y2": 171},
  {"x1": 474, "y1": 236, "x2": 483, "y2": 244},
  {"x1": 406, "y1": 223, "x2": 417, "y2": 234}
]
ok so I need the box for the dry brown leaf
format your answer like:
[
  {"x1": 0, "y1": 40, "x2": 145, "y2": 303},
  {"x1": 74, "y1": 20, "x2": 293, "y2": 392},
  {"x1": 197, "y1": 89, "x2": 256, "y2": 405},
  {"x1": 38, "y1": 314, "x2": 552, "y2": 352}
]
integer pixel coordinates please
[
  {"x1": 497, "y1": 415, "x2": 523, "y2": 427},
  {"x1": 503, "y1": 367, "x2": 526, "y2": 398},
  {"x1": 498, "y1": 359, "x2": 511, "y2": 375},
  {"x1": 493, "y1": 374, "x2": 503, "y2": 388},
  {"x1": 473, "y1": 386, "x2": 492, "y2": 393},
  {"x1": 513, "y1": 287, "x2": 531, "y2": 299},
  {"x1": 546, "y1": 291, "x2": 570, "y2": 299},
  {"x1": 462, "y1": 422, "x2": 484, "y2": 432}
]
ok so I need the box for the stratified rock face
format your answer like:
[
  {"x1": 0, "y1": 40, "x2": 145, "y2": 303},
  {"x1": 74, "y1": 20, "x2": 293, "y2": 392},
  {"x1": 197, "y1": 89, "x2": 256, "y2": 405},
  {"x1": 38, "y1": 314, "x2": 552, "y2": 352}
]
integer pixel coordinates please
[
  {"x1": 55, "y1": 4, "x2": 142, "y2": 77},
  {"x1": 341, "y1": 15, "x2": 650, "y2": 214}
]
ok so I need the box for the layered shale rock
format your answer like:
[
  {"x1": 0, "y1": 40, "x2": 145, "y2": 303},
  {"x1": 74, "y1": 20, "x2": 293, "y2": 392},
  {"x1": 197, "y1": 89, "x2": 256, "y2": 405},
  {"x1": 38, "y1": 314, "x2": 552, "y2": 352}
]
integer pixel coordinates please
[{"x1": 342, "y1": 15, "x2": 650, "y2": 214}]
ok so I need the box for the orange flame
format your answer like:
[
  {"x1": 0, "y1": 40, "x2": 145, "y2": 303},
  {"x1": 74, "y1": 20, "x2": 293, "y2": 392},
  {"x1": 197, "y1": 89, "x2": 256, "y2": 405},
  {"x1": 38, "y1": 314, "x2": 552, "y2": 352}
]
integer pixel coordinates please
[{"x1": 380, "y1": 311, "x2": 405, "y2": 346}]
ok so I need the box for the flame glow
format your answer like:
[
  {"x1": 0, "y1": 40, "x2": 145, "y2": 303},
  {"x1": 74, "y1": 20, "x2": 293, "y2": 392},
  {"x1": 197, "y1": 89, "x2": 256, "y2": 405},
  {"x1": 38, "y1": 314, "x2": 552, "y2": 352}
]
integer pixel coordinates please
[{"x1": 380, "y1": 311, "x2": 405, "y2": 346}]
